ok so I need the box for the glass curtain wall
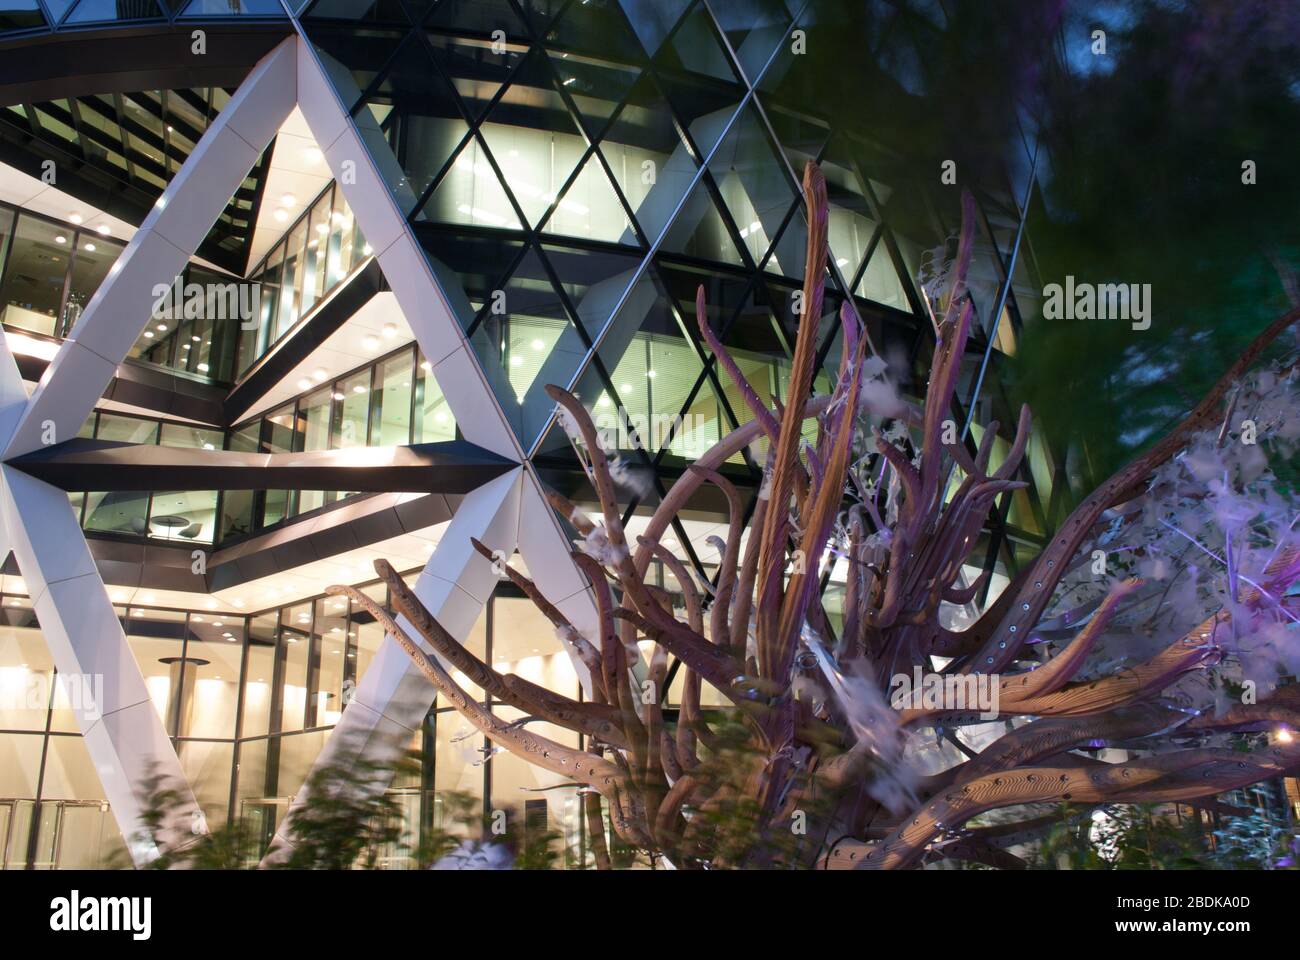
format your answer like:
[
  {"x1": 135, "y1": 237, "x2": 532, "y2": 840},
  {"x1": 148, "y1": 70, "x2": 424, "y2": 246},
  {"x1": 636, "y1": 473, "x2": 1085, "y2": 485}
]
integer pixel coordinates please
[
  {"x1": 218, "y1": 342, "x2": 456, "y2": 543},
  {"x1": 0, "y1": 203, "x2": 124, "y2": 339},
  {"x1": 0, "y1": 568, "x2": 632, "y2": 868},
  {"x1": 236, "y1": 181, "x2": 369, "y2": 377}
]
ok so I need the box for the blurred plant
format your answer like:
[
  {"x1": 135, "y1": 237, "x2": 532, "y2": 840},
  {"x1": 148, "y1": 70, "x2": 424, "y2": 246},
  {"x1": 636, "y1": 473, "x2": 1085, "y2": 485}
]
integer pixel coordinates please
[
  {"x1": 124, "y1": 754, "x2": 520, "y2": 869},
  {"x1": 1028, "y1": 799, "x2": 1299, "y2": 870}
]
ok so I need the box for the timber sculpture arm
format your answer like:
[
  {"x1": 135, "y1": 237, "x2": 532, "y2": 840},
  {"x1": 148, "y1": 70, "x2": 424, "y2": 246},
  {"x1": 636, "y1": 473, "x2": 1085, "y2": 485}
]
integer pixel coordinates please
[{"x1": 344, "y1": 160, "x2": 1300, "y2": 869}]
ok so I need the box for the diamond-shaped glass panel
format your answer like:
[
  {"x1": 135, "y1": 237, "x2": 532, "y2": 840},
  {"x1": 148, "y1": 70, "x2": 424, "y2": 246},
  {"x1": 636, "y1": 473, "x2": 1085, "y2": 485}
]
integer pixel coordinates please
[
  {"x1": 307, "y1": 26, "x2": 406, "y2": 114},
  {"x1": 421, "y1": 133, "x2": 524, "y2": 230},
  {"x1": 468, "y1": 248, "x2": 588, "y2": 445},
  {"x1": 351, "y1": 32, "x2": 470, "y2": 214},
  {"x1": 659, "y1": 176, "x2": 745, "y2": 268},
  {"x1": 707, "y1": 105, "x2": 799, "y2": 274},
  {"x1": 542, "y1": 242, "x2": 641, "y2": 343},
  {"x1": 541, "y1": 150, "x2": 635, "y2": 245},
  {"x1": 596, "y1": 73, "x2": 697, "y2": 247},
  {"x1": 546, "y1": 49, "x2": 641, "y2": 142},
  {"x1": 425, "y1": 0, "x2": 527, "y2": 39},
  {"x1": 707, "y1": 0, "x2": 793, "y2": 82},
  {"x1": 178, "y1": 0, "x2": 284, "y2": 15},
  {"x1": 547, "y1": 0, "x2": 646, "y2": 62},
  {"x1": 69, "y1": 0, "x2": 164, "y2": 22},
  {"x1": 654, "y1": 0, "x2": 736, "y2": 84},
  {"x1": 415, "y1": 226, "x2": 526, "y2": 330},
  {"x1": 41, "y1": 0, "x2": 74, "y2": 23},
  {"x1": 855, "y1": 239, "x2": 910, "y2": 312},
  {"x1": 476, "y1": 49, "x2": 587, "y2": 227},
  {"x1": 513, "y1": 0, "x2": 564, "y2": 33},
  {"x1": 426, "y1": 31, "x2": 527, "y2": 122},
  {"x1": 617, "y1": 0, "x2": 692, "y2": 58}
]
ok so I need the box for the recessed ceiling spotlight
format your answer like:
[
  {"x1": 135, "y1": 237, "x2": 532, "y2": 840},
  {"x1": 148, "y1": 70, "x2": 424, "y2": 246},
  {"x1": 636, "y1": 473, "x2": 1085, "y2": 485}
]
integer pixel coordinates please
[
  {"x1": 156, "y1": 323, "x2": 168, "y2": 332},
  {"x1": 531, "y1": 338, "x2": 544, "y2": 350},
  {"x1": 312, "y1": 368, "x2": 327, "y2": 381},
  {"x1": 143, "y1": 331, "x2": 155, "y2": 339},
  {"x1": 381, "y1": 323, "x2": 397, "y2": 338},
  {"x1": 332, "y1": 392, "x2": 344, "y2": 401},
  {"x1": 54, "y1": 235, "x2": 66, "y2": 244},
  {"x1": 69, "y1": 213, "x2": 83, "y2": 224},
  {"x1": 297, "y1": 378, "x2": 313, "y2": 391},
  {"x1": 83, "y1": 242, "x2": 96, "y2": 252},
  {"x1": 96, "y1": 225, "x2": 110, "y2": 236},
  {"x1": 315, "y1": 223, "x2": 328, "y2": 235},
  {"x1": 280, "y1": 193, "x2": 297, "y2": 208},
  {"x1": 304, "y1": 147, "x2": 323, "y2": 164},
  {"x1": 362, "y1": 335, "x2": 379, "y2": 351},
  {"x1": 352, "y1": 384, "x2": 366, "y2": 394},
  {"x1": 420, "y1": 361, "x2": 432, "y2": 371},
  {"x1": 273, "y1": 209, "x2": 289, "y2": 223}
]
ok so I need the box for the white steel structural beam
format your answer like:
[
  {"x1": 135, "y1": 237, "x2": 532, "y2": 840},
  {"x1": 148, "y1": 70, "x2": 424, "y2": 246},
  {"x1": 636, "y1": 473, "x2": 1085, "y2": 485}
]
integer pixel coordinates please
[
  {"x1": 0, "y1": 37, "x2": 299, "y2": 865},
  {"x1": 264, "y1": 466, "x2": 523, "y2": 862},
  {"x1": 264, "y1": 35, "x2": 602, "y2": 857},
  {"x1": 3, "y1": 38, "x2": 298, "y2": 460}
]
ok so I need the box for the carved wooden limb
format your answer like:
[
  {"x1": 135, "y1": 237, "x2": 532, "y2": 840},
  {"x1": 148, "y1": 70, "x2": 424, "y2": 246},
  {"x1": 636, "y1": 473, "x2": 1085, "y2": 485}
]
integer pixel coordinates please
[
  {"x1": 352, "y1": 571, "x2": 626, "y2": 748},
  {"x1": 328, "y1": 586, "x2": 641, "y2": 830},
  {"x1": 859, "y1": 742, "x2": 1300, "y2": 870}
]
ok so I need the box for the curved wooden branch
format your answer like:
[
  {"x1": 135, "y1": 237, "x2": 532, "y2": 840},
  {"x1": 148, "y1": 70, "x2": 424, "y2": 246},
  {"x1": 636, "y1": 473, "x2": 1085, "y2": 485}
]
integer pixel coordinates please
[
  {"x1": 858, "y1": 741, "x2": 1300, "y2": 869},
  {"x1": 967, "y1": 303, "x2": 1300, "y2": 675}
]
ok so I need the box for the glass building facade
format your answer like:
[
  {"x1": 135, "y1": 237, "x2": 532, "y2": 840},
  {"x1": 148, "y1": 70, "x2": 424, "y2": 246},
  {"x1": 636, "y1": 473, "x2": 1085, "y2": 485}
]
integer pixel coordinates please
[{"x1": 0, "y1": 0, "x2": 1130, "y2": 869}]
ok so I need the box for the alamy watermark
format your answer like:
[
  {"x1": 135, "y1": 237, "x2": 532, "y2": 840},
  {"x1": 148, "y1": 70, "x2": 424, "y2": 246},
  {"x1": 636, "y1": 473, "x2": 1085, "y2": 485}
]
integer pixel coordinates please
[
  {"x1": 591, "y1": 409, "x2": 716, "y2": 453},
  {"x1": 150, "y1": 278, "x2": 262, "y2": 330},
  {"x1": 1, "y1": 672, "x2": 102, "y2": 722},
  {"x1": 889, "y1": 667, "x2": 1000, "y2": 720},
  {"x1": 50, "y1": 890, "x2": 151, "y2": 940},
  {"x1": 1042, "y1": 275, "x2": 1151, "y2": 330}
]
